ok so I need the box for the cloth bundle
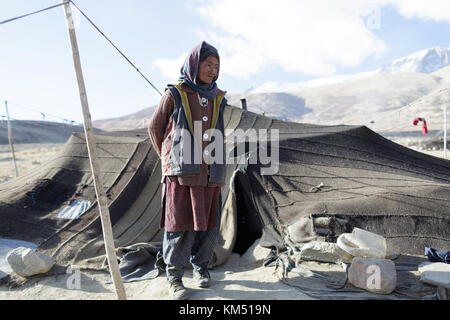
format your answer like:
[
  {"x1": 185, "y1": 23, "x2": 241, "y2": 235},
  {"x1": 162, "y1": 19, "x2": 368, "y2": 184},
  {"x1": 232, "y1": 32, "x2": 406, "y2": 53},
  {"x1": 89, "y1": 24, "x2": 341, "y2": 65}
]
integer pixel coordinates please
[{"x1": 425, "y1": 247, "x2": 450, "y2": 264}]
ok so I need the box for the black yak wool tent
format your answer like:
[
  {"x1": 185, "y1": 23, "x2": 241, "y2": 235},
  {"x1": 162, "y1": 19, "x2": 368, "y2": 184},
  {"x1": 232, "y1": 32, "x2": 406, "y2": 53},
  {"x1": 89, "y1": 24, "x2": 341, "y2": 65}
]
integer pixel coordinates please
[{"x1": 1, "y1": 105, "x2": 450, "y2": 272}]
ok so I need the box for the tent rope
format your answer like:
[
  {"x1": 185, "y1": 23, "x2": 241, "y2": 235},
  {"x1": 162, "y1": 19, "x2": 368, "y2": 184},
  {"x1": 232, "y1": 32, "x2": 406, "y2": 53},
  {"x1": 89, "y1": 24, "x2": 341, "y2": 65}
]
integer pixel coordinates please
[
  {"x1": 0, "y1": 2, "x2": 69, "y2": 25},
  {"x1": 69, "y1": 0, "x2": 163, "y2": 97},
  {"x1": 0, "y1": 0, "x2": 163, "y2": 98}
]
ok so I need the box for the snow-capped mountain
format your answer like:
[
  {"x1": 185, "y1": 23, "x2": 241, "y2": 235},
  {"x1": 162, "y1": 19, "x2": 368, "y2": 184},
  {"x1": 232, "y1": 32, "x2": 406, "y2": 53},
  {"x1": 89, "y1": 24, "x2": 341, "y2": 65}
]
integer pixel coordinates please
[
  {"x1": 249, "y1": 46, "x2": 450, "y2": 94},
  {"x1": 94, "y1": 47, "x2": 450, "y2": 135},
  {"x1": 380, "y1": 47, "x2": 450, "y2": 74},
  {"x1": 225, "y1": 92, "x2": 311, "y2": 122},
  {"x1": 248, "y1": 70, "x2": 379, "y2": 94}
]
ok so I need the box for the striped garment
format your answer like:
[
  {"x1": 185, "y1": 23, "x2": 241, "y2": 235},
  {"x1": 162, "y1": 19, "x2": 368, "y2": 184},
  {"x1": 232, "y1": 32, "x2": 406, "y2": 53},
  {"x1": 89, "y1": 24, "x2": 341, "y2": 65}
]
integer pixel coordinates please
[{"x1": 161, "y1": 176, "x2": 221, "y2": 232}]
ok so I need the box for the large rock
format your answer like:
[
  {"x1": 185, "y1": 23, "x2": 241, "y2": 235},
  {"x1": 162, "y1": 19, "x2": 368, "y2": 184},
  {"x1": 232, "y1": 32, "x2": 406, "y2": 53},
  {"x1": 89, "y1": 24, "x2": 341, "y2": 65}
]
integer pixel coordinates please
[
  {"x1": 348, "y1": 257, "x2": 397, "y2": 294},
  {"x1": 298, "y1": 241, "x2": 353, "y2": 264},
  {"x1": 6, "y1": 247, "x2": 55, "y2": 277},
  {"x1": 337, "y1": 228, "x2": 387, "y2": 259},
  {"x1": 418, "y1": 262, "x2": 450, "y2": 289}
]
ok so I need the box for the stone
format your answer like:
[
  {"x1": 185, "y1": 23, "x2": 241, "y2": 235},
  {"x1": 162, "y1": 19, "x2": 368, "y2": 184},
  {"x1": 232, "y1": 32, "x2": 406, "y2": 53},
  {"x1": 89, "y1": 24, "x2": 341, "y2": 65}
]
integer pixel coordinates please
[
  {"x1": 287, "y1": 217, "x2": 316, "y2": 243},
  {"x1": 6, "y1": 247, "x2": 55, "y2": 277},
  {"x1": 337, "y1": 228, "x2": 387, "y2": 259},
  {"x1": 418, "y1": 262, "x2": 450, "y2": 289},
  {"x1": 298, "y1": 241, "x2": 353, "y2": 264},
  {"x1": 348, "y1": 257, "x2": 397, "y2": 294}
]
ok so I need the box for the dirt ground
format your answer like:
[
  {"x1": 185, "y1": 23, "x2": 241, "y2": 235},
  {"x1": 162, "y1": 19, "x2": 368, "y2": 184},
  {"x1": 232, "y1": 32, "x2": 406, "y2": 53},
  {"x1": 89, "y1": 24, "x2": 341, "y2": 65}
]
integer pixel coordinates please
[
  {"x1": 0, "y1": 143, "x2": 63, "y2": 183},
  {"x1": 0, "y1": 252, "x2": 315, "y2": 301}
]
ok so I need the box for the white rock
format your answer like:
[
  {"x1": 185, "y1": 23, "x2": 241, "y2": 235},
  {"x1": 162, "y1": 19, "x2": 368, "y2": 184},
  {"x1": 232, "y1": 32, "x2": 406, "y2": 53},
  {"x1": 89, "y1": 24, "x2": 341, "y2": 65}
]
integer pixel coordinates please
[
  {"x1": 348, "y1": 257, "x2": 397, "y2": 294},
  {"x1": 418, "y1": 262, "x2": 450, "y2": 289},
  {"x1": 6, "y1": 247, "x2": 55, "y2": 277},
  {"x1": 337, "y1": 228, "x2": 387, "y2": 259},
  {"x1": 299, "y1": 241, "x2": 353, "y2": 264}
]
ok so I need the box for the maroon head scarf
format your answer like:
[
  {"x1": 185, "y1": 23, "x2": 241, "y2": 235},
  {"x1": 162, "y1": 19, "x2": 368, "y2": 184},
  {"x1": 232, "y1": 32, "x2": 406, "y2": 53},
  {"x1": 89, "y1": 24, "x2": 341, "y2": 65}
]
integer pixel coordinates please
[{"x1": 178, "y1": 41, "x2": 222, "y2": 100}]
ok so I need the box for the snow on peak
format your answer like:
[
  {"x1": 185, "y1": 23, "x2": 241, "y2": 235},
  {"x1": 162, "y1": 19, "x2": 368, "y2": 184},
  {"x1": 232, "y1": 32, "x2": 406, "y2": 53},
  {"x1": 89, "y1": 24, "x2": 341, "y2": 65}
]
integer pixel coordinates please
[
  {"x1": 380, "y1": 46, "x2": 450, "y2": 74},
  {"x1": 249, "y1": 47, "x2": 450, "y2": 94},
  {"x1": 249, "y1": 70, "x2": 379, "y2": 94}
]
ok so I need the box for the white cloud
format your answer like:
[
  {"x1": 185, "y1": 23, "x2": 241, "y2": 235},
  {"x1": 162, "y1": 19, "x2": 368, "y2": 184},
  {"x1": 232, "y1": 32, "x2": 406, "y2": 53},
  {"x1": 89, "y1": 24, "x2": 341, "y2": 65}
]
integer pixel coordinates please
[
  {"x1": 192, "y1": 0, "x2": 389, "y2": 78},
  {"x1": 152, "y1": 52, "x2": 187, "y2": 81},
  {"x1": 154, "y1": 0, "x2": 450, "y2": 82},
  {"x1": 390, "y1": 0, "x2": 450, "y2": 22}
]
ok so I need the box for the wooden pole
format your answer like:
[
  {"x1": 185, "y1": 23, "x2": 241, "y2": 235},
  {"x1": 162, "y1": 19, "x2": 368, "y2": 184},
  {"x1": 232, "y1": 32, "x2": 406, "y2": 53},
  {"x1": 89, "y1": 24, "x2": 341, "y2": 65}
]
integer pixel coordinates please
[
  {"x1": 61, "y1": 1, "x2": 126, "y2": 300},
  {"x1": 5, "y1": 101, "x2": 19, "y2": 177},
  {"x1": 240, "y1": 98, "x2": 247, "y2": 110}
]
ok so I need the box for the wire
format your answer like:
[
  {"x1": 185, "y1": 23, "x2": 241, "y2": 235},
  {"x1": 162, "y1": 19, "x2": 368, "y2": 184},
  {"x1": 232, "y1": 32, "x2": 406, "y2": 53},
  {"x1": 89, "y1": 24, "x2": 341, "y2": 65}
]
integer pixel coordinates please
[
  {"x1": 68, "y1": 0, "x2": 163, "y2": 97},
  {"x1": 4, "y1": 100, "x2": 83, "y2": 126},
  {"x1": 1, "y1": 1, "x2": 163, "y2": 98},
  {"x1": 0, "y1": 2, "x2": 69, "y2": 25},
  {"x1": 0, "y1": 115, "x2": 83, "y2": 131}
]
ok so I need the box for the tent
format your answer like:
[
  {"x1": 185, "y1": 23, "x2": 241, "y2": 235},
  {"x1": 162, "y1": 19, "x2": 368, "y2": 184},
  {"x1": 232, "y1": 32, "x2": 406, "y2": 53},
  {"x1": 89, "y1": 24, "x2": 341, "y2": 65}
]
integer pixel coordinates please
[{"x1": 1, "y1": 105, "x2": 449, "y2": 272}]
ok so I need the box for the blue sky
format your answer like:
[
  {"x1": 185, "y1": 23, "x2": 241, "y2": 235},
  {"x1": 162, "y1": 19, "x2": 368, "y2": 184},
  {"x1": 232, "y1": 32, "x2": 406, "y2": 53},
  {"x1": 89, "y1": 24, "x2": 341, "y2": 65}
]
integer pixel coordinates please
[{"x1": 1, "y1": 0, "x2": 450, "y2": 123}]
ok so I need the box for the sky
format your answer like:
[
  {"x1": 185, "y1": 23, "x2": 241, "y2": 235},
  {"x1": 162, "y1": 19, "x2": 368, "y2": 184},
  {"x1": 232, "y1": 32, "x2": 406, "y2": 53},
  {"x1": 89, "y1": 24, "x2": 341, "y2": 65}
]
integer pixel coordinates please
[{"x1": 0, "y1": 0, "x2": 450, "y2": 123}]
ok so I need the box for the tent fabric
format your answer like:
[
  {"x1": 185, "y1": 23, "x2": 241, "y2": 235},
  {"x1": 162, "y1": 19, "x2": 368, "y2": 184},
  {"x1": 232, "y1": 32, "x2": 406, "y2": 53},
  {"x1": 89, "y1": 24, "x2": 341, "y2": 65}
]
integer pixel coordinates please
[
  {"x1": 0, "y1": 105, "x2": 449, "y2": 273},
  {"x1": 235, "y1": 118, "x2": 450, "y2": 256},
  {"x1": 105, "y1": 242, "x2": 165, "y2": 284}
]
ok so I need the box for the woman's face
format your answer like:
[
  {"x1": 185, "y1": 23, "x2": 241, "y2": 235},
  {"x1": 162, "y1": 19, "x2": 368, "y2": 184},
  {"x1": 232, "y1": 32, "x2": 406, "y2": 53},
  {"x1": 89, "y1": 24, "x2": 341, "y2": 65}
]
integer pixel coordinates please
[{"x1": 197, "y1": 56, "x2": 219, "y2": 84}]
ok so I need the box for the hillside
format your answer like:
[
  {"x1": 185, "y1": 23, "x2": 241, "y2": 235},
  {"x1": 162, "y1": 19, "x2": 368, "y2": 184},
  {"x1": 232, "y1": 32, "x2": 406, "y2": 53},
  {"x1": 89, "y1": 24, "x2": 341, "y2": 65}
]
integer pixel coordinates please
[
  {"x1": 0, "y1": 120, "x2": 87, "y2": 144},
  {"x1": 89, "y1": 47, "x2": 450, "y2": 139},
  {"x1": 93, "y1": 106, "x2": 157, "y2": 132}
]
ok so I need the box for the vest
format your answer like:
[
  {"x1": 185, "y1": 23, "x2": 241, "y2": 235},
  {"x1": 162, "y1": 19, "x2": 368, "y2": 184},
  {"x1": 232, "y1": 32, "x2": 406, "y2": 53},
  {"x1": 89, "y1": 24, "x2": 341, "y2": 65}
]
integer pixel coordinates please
[{"x1": 166, "y1": 82, "x2": 227, "y2": 183}]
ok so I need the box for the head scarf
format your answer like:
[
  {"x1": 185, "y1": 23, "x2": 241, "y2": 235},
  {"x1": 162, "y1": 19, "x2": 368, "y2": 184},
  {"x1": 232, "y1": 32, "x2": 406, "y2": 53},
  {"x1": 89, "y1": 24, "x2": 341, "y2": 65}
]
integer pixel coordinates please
[{"x1": 178, "y1": 41, "x2": 222, "y2": 100}]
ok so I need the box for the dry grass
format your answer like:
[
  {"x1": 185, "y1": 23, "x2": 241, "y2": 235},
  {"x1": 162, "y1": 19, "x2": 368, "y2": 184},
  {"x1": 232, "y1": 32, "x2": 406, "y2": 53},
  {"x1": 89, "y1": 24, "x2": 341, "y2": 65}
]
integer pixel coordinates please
[{"x1": 0, "y1": 143, "x2": 64, "y2": 183}]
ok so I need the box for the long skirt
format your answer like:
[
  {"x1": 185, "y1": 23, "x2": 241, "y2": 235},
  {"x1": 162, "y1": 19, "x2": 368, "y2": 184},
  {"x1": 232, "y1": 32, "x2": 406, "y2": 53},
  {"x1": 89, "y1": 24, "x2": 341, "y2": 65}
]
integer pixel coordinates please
[{"x1": 161, "y1": 177, "x2": 221, "y2": 232}]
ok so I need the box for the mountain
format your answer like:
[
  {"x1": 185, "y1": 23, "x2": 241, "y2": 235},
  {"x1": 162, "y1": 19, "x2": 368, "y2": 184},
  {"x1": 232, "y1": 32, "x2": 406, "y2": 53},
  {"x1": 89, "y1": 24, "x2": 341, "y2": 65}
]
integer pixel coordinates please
[
  {"x1": 0, "y1": 121, "x2": 90, "y2": 144},
  {"x1": 248, "y1": 70, "x2": 379, "y2": 94},
  {"x1": 249, "y1": 46, "x2": 450, "y2": 94},
  {"x1": 380, "y1": 47, "x2": 450, "y2": 74},
  {"x1": 90, "y1": 47, "x2": 450, "y2": 137},
  {"x1": 226, "y1": 92, "x2": 311, "y2": 121},
  {"x1": 228, "y1": 67, "x2": 449, "y2": 134},
  {"x1": 93, "y1": 106, "x2": 156, "y2": 131},
  {"x1": 292, "y1": 68, "x2": 450, "y2": 133}
]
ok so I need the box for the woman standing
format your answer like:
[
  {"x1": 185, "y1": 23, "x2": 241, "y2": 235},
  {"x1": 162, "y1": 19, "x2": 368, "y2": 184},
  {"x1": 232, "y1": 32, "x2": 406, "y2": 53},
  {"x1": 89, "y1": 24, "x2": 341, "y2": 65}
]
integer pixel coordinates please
[{"x1": 148, "y1": 41, "x2": 227, "y2": 300}]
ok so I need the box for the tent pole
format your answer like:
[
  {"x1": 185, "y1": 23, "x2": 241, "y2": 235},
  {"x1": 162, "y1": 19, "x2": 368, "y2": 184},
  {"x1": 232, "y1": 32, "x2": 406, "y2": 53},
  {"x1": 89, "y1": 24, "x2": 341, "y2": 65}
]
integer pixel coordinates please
[
  {"x1": 240, "y1": 98, "x2": 247, "y2": 110},
  {"x1": 61, "y1": 1, "x2": 126, "y2": 300},
  {"x1": 5, "y1": 101, "x2": 19, "y2": 177}
]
